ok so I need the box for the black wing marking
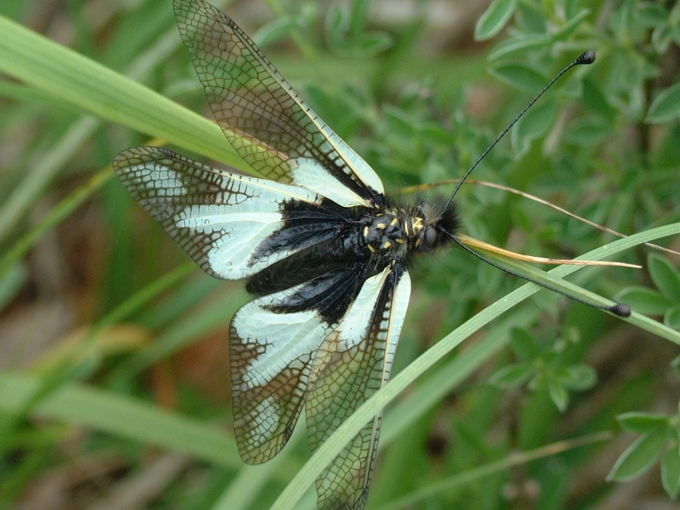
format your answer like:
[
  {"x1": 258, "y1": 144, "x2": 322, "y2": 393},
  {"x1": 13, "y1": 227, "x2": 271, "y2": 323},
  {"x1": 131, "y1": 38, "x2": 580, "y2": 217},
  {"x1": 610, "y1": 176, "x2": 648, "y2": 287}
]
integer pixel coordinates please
[
  {"x1": 229, "y1": 262, "x2": 411, "y2": 509},
  {"x1": 229, "y1": 267, "x2": 369, "y2": 464},
  {"x1": 307, "y1": 266, "x2": 411, "y2": 509},
  {"x1": 113, "y1": 146, "x2": 346, "y2": 280}
]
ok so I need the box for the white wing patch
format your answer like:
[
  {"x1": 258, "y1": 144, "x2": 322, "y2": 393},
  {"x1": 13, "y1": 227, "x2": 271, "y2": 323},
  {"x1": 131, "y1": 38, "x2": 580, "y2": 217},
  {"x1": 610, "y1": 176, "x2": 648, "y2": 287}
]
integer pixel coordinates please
[
  {"x1": 229, "y1": 281, "x2": 336, "y2": 463},
  {"x1": 173, "y1": 208, "x2": 282, "y2": 278},
  {"x1": 113, "y1": 147, "x2": 325, "y2": 280},
  {"x1": 232, "y1": 298, "x2": 329, "y2": 390},
  {"x1": 336, "y1": 268, "x2": 391, "y2": 350},
  {"x1": 291, "y1": 157, "x2": 373, "y2": 208}
]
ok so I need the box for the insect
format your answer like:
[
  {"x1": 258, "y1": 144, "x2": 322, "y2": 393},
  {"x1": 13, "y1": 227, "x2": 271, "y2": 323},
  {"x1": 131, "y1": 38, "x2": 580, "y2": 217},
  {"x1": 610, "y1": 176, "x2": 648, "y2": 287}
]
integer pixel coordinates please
[{"x1": 113, "y1": 0, "x2": 628, "y2": 508}]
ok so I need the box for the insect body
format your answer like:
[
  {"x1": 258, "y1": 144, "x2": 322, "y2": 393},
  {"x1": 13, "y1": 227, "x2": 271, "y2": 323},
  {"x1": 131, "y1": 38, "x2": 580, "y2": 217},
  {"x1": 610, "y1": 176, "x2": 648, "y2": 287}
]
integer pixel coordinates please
[
  {"x1": 113, "y1": 0, "x2": 458, "y2": 507},
  {"x1": 114, "y1": 1, "x2": 626, "y2": 508}
]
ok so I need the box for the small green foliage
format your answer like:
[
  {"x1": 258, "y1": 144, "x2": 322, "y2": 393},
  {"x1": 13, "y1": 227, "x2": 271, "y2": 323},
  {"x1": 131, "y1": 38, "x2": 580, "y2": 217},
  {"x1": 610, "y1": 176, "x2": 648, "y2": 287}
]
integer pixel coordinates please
[
  {"x1": 618, "y1": 412, "x2": 671, "y2": 434},
  {"x1": 617, "y1": 255, "x2": 680, "y2": 330},
  {"x1": 647, "y1": 82, "x2": 680, "y2": 124},
  {"x1": 608, "y1": 426, "x2": 669, "y2": 482},
  {"x1": 662, "y1": 433, "x2": 680, "y2": 499},
  {"x1": 475, "y1": 0, "x2": 517, "y2": 41},
  {"x1": 609, "y1": 384, "x2": 680, "y2": 499},
  {"x1": 324, "y1": 2, "x2": 392, "y2": 57},
  {"x1": 490, "y1": 328, "x2": 597, "y2": 412}
]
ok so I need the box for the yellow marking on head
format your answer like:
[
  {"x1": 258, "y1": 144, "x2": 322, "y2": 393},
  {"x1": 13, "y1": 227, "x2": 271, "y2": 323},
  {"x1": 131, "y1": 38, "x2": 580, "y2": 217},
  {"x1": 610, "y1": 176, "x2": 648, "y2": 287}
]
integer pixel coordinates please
[
  {"x1": 377, "y1": 222, "x2": 387, "y2": 229},
  {"x1": 412, "y1": 217, "x2": 424, "y2": 235},
  {"x1": 396, "y1": 238, "x2": 405, "y2": 244},
  {"x1": 368, "y1": 244, "x2": 376, "y2": 253},
  {"x1": 382, "y1": 241, "x2": 392, "y2": 250},
  {"x1": 390, "y1": 217, "x2": 399, "y2": 226},
  {"x1": 363, "y1": 226, "x2": 369, "y2": 237}
]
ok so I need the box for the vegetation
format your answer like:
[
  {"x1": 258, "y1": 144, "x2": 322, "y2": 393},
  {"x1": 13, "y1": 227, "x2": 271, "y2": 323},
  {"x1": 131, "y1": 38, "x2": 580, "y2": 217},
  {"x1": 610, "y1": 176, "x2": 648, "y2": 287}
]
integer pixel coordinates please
[{"x1": 1, "y1": 0, "x2": 680, "y2": 508}]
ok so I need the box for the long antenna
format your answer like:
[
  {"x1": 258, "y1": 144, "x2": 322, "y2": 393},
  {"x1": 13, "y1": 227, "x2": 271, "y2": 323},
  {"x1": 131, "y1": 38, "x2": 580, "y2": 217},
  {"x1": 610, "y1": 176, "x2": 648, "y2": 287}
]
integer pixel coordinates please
[
  {"x1": 443, "y1": 50, "x2": 596, "y2": 212},
  {"x1": 442, "y1": 50, "x2": 631, "y2": 318}
]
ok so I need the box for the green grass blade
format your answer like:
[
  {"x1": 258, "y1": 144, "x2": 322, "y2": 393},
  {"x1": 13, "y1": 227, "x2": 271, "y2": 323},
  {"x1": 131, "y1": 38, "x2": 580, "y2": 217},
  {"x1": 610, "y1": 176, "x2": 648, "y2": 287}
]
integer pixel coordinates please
[
  {"x1": 0, "y1": 14, "x2": 243, "y2": 170},
  {"x1": 0, "y1": 370, "x2": 240, "y2": 467}
]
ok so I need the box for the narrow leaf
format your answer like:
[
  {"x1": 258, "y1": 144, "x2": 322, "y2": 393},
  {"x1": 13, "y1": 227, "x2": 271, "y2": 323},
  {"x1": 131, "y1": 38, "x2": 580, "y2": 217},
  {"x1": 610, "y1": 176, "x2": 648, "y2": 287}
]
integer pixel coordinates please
[
  {"x1": 618, "y1": 412, "x2": 670, "y2": 434},
  {"x1": 662, "y1": 446, "x2": 680, "y2": 499},
  {"x1": 489, "y1": 362, "x2": 534, "y2": 388},
  {"x1": 475, "y1": 0, "x2": 517, "y2": 41},
  {"x1": 615, "y1": 286, "x2": 673, "y2": 315},
  {"x1": 607, "y1": 427, "x2": 668, "y2": 482},
  {"x1": 648, "y1": 254, "x2": 680, "y2": 303},
  {"x1": 646, "y1": 82, "x2": 680, "y2": 124}
]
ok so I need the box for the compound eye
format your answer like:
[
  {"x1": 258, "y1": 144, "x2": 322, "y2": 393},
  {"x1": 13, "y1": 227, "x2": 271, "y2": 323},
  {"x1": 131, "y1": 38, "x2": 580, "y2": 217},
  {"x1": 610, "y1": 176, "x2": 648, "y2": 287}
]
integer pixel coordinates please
[{"x1": 423, "y1": 226, "x2": 438, "y2": 251}]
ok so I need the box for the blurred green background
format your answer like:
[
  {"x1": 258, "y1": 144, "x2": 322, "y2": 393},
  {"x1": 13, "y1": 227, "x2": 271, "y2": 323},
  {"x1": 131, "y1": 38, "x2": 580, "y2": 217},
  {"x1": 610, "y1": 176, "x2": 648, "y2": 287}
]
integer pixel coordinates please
[{"x1": 1, "y1": 0, "x2": 680, "y2": 508}]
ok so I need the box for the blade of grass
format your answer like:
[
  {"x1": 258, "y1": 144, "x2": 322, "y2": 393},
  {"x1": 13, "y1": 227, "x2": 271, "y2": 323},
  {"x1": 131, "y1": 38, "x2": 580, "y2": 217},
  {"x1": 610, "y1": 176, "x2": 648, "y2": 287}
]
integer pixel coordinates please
[
  {"x1": 0, "y1": 370, "x2": 240, "y2": 467},
  {"x1": 0, "y1": 14, "x2": 243, "y2": 171}
]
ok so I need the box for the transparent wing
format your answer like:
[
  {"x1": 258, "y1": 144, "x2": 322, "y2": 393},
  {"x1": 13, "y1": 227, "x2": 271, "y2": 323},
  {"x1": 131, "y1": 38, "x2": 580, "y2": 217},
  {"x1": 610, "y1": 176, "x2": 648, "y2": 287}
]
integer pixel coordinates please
[
  {"x1": 113, "y1": 146, "x2": 341, "y2": 280},
  {"x1": 230, "y1": 268, "x2": 367, "y2": 464},
  {"x1": 173, "y1": 0, "x2": 384, "y2": 208},
  {"x1": 307, "y1": 267, "x2": 412, "y2": 510}
]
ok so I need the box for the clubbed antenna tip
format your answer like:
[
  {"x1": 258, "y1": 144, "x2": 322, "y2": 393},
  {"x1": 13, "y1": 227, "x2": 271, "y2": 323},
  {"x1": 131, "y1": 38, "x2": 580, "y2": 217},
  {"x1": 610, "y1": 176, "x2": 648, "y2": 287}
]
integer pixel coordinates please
[
  {"x1": 577, "y1": 50, "x2": 596, "y2": 65},
  {"x1": 610, "y1": 303, "x2": 632, "y2": 317}
]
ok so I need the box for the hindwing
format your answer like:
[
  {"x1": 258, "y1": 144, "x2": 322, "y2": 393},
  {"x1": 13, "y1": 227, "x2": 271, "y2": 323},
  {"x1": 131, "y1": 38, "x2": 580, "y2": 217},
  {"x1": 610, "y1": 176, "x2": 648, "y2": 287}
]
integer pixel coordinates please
[{"x1": 230, "y1": 263, "x2": 411, "y2": 509}]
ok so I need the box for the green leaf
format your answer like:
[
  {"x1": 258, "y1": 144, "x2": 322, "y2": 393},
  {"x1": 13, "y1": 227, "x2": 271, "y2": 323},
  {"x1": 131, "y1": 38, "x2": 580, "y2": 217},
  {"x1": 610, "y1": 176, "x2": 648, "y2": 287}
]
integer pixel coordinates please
[
  {"x1": 0, "y1": 371, "x2": 241, "y2": 468},
  {"x1": 354, "y1": 33, "x2": 393, "y2": 56},
  {"x1": 615, "y1": 286, "x2": 674, "y2": 315},
  {"x1": 552, "y1": 9, "x2": 591, "y2": 41},
  {"x1": 384, "y1": 105, "x2": 416, "y2": 138},
  {"x1": 672, "y1": 355, "x2": 680, "y2": 383},
  {"x1": 547, "y1": 377, "x2": 569, "y2": 412},
  {"x1": 253, "y1": 16, "x2": 302, "y2": 49},
  {"x1": 665, "y1": 306, "x2": 680, "y2": 330},
  {"x1": 646, "y1": 82, "x2": 680, "y2": 124},
  {"x1": 510, "y1": 328, "x2": 540, "y2": 359},
  {"x1": 487, "y1": 34, "x2": 551, "y2": 61},
  {"x1": 617, "y1": 412, "x2": 670, "y2": 433},
  {"x1": 511, "y1": 99, "x2": 558, "y2": 154},
  {"x1": 652, "y1": 23, "x2": 674, "y2": 53},
  {"x1": 488, "y1": 63, "x2": 547, "y2": 93},
  {"x1": 637, "y1": 2, "x2": 669, "y2": 27},
  {"x1": 648, "y1": 254, "x2": 680, "y2": 303},
  {"x1": 0, "y1": 14, "x2": 242, "y2": 171},
  {"x1": 0, "y1": 261, "x2": 27, "y2": 312},
  {"x1": 673, "y1": 24, "x2": 680, "y2": 47},
  {"x1": 607, "y1": 427, "x2": 668, "y2": 482},
  {"x1": 419, "y1": 125, "x2": 456, "y2": 146},
  {"x1": 563, "y1": 118, "x2": 611, "y2": 145},
  {"x1": 662, "y1": 446, "x2": 680, "y2": 499},
  {"x1": 325, "y1": 4, "x2": 349, "y2": 52},
  {"x1": 558, "y1": 364, "x2": 597, "y2": 391},
  {"x1": 475, "y1": 0, "x2": 517, "y2": 41},
  {"x1": 489, "y1": 362, "x2": 534, "y2": 388}
]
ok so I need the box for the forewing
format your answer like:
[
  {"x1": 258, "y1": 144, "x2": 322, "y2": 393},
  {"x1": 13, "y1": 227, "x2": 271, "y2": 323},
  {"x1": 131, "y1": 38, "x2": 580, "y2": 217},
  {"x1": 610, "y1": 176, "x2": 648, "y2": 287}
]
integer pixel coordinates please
[
  {"x1": 113, "y1": 146, "x2": 333, "y2": 280},
  {"x1": 306, "y1": 266, "x2": 412, "y2": 509},
  {"x1": 173, "y1": 0, "x2": 384, "y2": 207},
  {"x1": 230, "y1": 268, "x2": 365, "y2": 464}
]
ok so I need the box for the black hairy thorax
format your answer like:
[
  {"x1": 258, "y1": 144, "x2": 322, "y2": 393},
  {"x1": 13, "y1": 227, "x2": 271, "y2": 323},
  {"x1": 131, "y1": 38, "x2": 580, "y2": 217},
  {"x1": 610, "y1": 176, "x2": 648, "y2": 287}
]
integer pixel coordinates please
[{"x1": 245, "y1": 197, "x2": 459, "y2": 325}]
